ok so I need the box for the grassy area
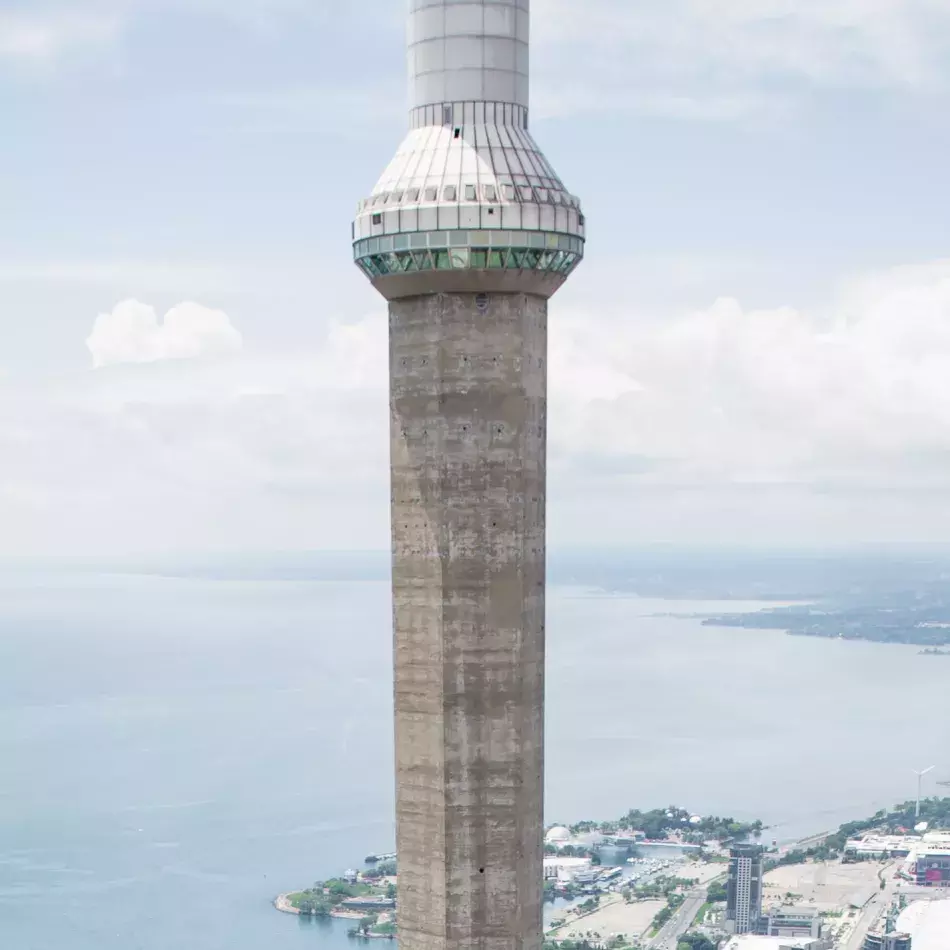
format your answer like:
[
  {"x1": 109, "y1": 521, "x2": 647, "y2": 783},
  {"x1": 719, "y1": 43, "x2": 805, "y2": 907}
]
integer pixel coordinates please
[
  {"x1": 288, "y1": 877, "x2": 394, "y2": 917},
  {"x1": 692, "y1": 902, "x2": 712, "y2": 926}
]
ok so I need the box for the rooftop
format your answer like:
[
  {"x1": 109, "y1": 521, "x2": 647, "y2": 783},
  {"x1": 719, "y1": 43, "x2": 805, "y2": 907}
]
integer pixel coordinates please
[
  {"x1": 723, "y1": 937, "x2": 822, "y2": 950},
  {"x1": 765, "y1": 905, "x2": 820, "y2": 919},
  {"x1": 897, "y1": 898, "x2": 950, "y2": 950}
]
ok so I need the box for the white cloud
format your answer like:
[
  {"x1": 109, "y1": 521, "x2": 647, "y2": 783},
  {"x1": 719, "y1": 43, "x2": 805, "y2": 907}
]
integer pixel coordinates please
[
  {"x1": 0, "y1": 0, "x2": 339, "y2": 65},
  {"x1": 532, "y1": 0, "x2": 950, "y2": 119},
  {"x1": 86, "y1": 299, "x2": 244, "y2": 368},
  {"x1": 550, "y1": 258, "x2": 950, "y2": 491},
  {"x1": 7, "y1": 261, "x2": 950, "y2": 555},
  {"x1": 0, "y1": 9, "x2": 118, "y2": 62},
  {"x1": 0, "y1": 260, "x2": 240, "y2": 293},
  {"x1": 0, "y1": 311, "x2": 390, "y2": 557}
]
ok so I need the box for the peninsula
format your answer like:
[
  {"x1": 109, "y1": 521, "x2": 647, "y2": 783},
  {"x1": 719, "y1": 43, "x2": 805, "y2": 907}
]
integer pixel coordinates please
[{"x1": 702, "y1": 599, "x2": 950, "y2": 647}]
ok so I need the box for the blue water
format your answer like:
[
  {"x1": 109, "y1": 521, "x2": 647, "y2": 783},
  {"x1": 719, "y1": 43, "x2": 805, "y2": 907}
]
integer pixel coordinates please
[{"x1": 2, "y1": 572, "x2": 949, "y2": 949}]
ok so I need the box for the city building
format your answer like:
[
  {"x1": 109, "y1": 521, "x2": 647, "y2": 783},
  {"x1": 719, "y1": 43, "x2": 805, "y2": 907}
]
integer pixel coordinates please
[
  {"x1": 757, "y1": 905, "x2": 822, "y2": 938},
  {"x1": 845, "y1": 829, "x2": 950, "y2": 860},
  {"x1": 904, "y1": 846, "x2": 950, "y2": 886},
  {"x1": 846, "y1": 835, "x2": 918, "y2": 858},
  {"x1": 542, "y1": 856, "x2": 592, "y2": 882},
  {"x1": 352, "y1": 4, "x2": 585, "y2": 950},
  {"x1": 726, "y1": 843, "x2": 765, "y2": 934},
  {"x1": 723, "y1": 937, "x2": 829, "y2": 950},
  {"x1": 863, "y1": 932, "x2": 912, "y2": 950}
]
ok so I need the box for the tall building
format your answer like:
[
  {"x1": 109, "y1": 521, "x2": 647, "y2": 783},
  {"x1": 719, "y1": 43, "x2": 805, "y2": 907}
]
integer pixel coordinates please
[
  {"x1": 352, "y1": 4, "x2": 585, "y2": 950},
  {"x1": 726, "y1": 843, "x2": 764, "y2": 934}
]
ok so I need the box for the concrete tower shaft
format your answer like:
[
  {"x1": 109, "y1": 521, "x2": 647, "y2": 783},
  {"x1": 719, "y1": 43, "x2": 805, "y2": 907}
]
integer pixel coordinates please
[
  {"x1": 352, "y1": 3, "x2": 584, "y2": 950},
  {"x1": 390, "y1": 289, "x2": 547, "y2": 950}
]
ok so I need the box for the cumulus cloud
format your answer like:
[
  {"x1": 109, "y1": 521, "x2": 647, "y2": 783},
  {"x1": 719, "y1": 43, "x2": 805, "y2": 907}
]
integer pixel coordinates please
[
  {"x1": 8, "y1": 261, "x2": 950, "y2": 555},
  {"x1": 550, "y1": 259, "x2": 950, "y2": 490},
  {"x1": 86, "y1": 299, "x2": 243, "y2": 368}
]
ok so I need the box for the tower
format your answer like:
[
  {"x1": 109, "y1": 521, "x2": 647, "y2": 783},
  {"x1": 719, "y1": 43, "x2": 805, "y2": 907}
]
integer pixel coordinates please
[
  {"x1": 726, "y1": 843, "x2": 764, "y2": 934},
  {"x1": 352, "y1": 4, "x2": 585, "y2": 950}
]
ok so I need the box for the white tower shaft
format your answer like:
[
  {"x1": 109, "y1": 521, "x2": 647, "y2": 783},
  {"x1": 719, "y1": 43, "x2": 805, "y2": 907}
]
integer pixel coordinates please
[{"x1": 409, "y1": 0, "x2": 529, "y2": 112}]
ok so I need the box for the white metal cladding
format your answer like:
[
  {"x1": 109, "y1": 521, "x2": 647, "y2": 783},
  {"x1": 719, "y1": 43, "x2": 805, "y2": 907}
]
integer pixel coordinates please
[
  {"x1": 409, "y1": 0, "x2": 529, "y2": 110},
  {"x1": 353, "y1": 115, "x2": 585, "y2": 242},
  {"x1": 353, "y1": 0, "x2": 584, "y2": 262}
]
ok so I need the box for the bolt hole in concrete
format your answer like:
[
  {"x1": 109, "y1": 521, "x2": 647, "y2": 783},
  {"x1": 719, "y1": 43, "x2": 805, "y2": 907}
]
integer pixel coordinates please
[{"x1": 479, "y1": 868, "x2": 485, "y2": 874}]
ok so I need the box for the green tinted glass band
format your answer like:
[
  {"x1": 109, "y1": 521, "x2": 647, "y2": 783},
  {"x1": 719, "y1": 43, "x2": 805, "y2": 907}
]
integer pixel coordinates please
[
  {"x1": 353, "y1": 229, "x2": 585, "y2": 261},
  {"x1": 355, "y1": 247, "x2": 581, "y2": 279}
]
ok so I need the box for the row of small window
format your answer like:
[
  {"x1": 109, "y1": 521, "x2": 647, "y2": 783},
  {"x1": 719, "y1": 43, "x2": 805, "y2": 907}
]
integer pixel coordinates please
[
  {"x1": 409, "y1": 101, "x2": 529, "y2": 131},
  {"x1": 362, "y1": 183, "x2": 581, "y2": 211},
  {"x1": 356, "y1": 248, "x2": 581, "y2": 279},
  {"x1": 353, "y1": 230, "x2": 585, "y2": 258}
]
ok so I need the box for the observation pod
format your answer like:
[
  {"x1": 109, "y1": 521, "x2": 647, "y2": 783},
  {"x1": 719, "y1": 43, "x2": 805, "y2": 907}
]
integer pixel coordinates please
[{"x1": 352, "y1": 0, "x2": 585, "y2": 300}]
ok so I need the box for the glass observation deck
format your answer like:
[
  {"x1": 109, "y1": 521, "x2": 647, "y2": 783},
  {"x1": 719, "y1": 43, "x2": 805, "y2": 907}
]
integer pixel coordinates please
[{"x1": 353, "y1": 228, "x2": 584, "y2": 280}]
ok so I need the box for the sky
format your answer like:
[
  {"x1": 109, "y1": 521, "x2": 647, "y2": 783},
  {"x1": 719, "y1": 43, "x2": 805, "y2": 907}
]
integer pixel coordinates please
[{"x1": 4, "y1": 0, "x2": 950, "y2": 555}]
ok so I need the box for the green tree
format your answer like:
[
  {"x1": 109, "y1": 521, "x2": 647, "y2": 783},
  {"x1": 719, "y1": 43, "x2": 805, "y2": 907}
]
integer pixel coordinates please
[
  {"x1": 386, "y1": 883, "x2": 397, "y2": 900},
  {"x1": 357, "y1": 915, "x2": 378, "y2": 935},
  {"x1": 297, "y1": 896, "x2": 332, "y2": 917},
  {"x1": 706, "y1": 881, "x2": 727, "y2": 903},
  {"x1": 677, "y1": 936, "x2": 716, "y2": 950}
]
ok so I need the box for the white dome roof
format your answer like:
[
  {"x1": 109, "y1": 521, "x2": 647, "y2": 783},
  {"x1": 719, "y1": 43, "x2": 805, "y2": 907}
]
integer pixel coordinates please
[{"x1": 546, "y1": 826, "x2": 571, "y2": 842}]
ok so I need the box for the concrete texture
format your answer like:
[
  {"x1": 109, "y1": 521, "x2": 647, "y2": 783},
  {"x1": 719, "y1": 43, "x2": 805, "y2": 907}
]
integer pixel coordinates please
[{"x1": 390, "y1": 290, "x2": 547, "y2": 950}]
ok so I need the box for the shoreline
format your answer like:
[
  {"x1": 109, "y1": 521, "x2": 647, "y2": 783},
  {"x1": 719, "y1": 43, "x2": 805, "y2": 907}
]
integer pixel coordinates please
[{"x1": 273, "y1": 894, "x2": 366, "y2": 921}]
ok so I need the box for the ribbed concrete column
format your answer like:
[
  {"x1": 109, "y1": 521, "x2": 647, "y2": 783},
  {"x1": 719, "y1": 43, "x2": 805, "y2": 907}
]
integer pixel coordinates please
[{"x1": 390, "y1": 291, "x2": 546, "y2": 950}]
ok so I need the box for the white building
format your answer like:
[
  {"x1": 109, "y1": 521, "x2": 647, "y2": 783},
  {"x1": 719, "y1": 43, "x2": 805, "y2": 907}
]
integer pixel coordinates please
[
  {"x1": 723, "y1": 937, "x2": 826, "y2": 950},
  {"x1": 542, "y1": 856, "x2": 592, "y2": 882},
  {"x1": 545, "y1": 826, "x2": 572, "y2": 845},
  {"x1": 845, "y1": 834, "x2": 919, "y2": 857}
]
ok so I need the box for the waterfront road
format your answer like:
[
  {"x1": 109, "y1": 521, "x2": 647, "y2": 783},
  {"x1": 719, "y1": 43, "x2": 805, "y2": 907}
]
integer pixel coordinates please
[
  {"x1": 843, "y1": 891, "x2": 885, "y2": 950},
  {"x1": 647, "y1": 889, "x2": 706, "y2": 950},
  {"x1": 843, "y1": 862, "x2": 899, "y2": 950}
]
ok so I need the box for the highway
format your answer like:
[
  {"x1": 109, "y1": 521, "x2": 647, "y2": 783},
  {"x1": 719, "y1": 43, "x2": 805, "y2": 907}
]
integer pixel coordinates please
[{"x1": 647, "y1": 888, "x2": 706, "y2": 950}]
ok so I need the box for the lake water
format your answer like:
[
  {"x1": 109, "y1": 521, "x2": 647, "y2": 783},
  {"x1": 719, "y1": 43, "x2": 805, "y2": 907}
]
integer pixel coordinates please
[{"x1": 1, "y1": 572, "x2": 949, "y2": 950}]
